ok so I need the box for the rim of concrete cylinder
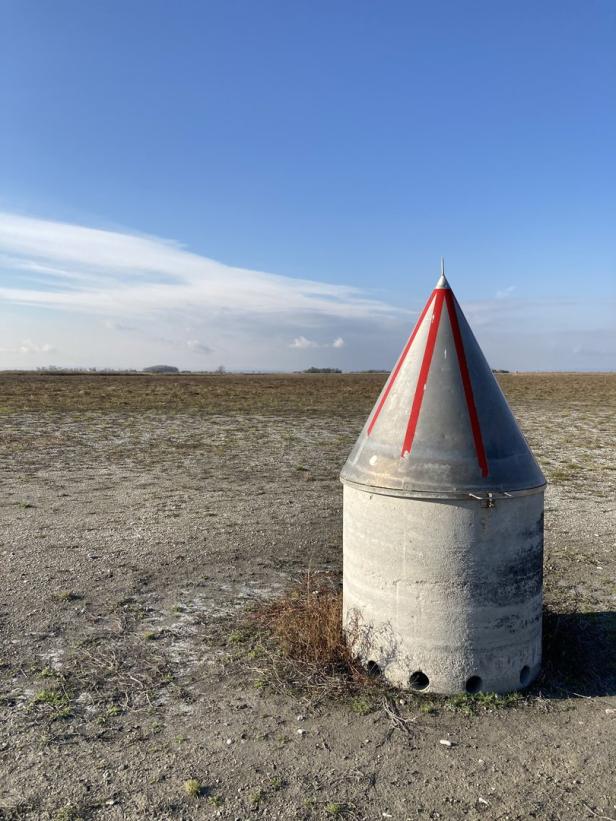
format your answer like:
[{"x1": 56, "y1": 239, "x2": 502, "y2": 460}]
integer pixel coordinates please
[{"x1": 340, "y1": 477, "x2": 546, "y2": 501}]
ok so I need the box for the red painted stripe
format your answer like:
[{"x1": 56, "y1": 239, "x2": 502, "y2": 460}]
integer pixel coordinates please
[
  {"x1": 400, "y1": 289, "x2": 445, "y2": 457},
  {"x1": 445, "y1": 291, "x2": 489, "y2": 478},
  {"x1": 367, "y1": 292, "x2": 435, "y2": 436}
]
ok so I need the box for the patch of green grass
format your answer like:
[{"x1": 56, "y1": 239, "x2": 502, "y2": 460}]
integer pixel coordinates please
[
  {"x1": 444, "y1": 691, "x2": 523, "y2": 715},
  {"x1": 54, "y1": 805, "x2": 83, "y2": 821},
  {"x1": 52, "y1": 706, "x2": 73, "y2": 720},
  {"x1": 349, "y1": 696, "x2": 375, "y2": 716},
  {"x1": 250, "y1": 789, "x2": 265, "y2": 807},
  {"x1": 95, "y1": 704, "x2": 123, "y2": 724},
  {"x1": 33, "y1": 689, "x2": 69, "y2": 707},
  {"x1": 40, "y1": 666, "x2": 62, "y2": 679},
  {"x1": 418, "y1": 700, "x2": 438, "y2": 715},
  {"x1": 475, "y1": 691, "x2": 522, "y2": 709},
  {"x1": 444, "y1": 694, "x2": 476, "y2": 716},
  {"x1": 269, "y1": 776, "x2": 286, "y2": 792},
  {"x1": 325, "y1": 803, "x2": 349, "y2": 817},
  {"x1": 183, "y1": 778, "x2": 203, "y2": 798},
  {"x1": 208, "y1": 794, "x2": 224, "y2": 807},
  {"x1": 52, "y1": 590, "x2": 82, "y2": 603},
  {"x1": 143, "y1": 630, "x2": 159, "y2": 641}
]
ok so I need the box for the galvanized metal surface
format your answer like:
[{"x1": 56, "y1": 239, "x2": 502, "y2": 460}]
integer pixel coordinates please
[{"x1": 340, "y1": 276, "x2": 546, "y2": 496}]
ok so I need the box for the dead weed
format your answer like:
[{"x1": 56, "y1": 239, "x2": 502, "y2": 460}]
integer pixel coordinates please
[{"x1": 245, "y1": 573, "x2": 380, "y2": 700}]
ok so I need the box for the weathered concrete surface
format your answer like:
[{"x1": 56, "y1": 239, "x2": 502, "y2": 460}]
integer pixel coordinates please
[{"x1": 343, "y1": 484, "x2": 544, "y2": 694}]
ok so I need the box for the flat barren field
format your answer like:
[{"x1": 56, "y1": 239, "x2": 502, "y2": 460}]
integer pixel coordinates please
[{"x1": 1, "y1": 372, "x2": 615, "y2": 821}]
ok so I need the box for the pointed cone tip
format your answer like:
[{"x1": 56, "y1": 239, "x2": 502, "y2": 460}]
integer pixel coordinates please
[{"x1": 435, "y1": 272, "x2": 450, "y2": 290}]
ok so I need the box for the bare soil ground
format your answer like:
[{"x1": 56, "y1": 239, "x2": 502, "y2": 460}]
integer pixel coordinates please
[{"x1": 1, "y1": 372, "x2": 615, "y2": 821}]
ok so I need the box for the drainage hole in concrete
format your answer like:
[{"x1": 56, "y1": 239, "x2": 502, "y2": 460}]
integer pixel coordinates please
[
  {"x1": 519, "y1": 665, "x2": 531, "y2": 686},
  {"x1": 409, "y1": 671, "x2": 430, "y2": 691},
  {"x1": 465, "y1": 675, "x2": 482, "y2": 694},
  {"x1": 366, "y1": 660, "x2": 381, "y2": 677}
]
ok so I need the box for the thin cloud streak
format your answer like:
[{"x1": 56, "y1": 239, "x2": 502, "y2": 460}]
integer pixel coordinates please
[{"x1": 0, "y1": 212, "x2": 398, "y2": 321}]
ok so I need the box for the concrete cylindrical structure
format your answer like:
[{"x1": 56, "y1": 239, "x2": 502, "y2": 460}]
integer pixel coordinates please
[
  {"x1": 341, "y1": 271, "x2": 546, "y2": 695},
  {"x1": 343, "y1": 485, "x2": 544, "y2": 694}
]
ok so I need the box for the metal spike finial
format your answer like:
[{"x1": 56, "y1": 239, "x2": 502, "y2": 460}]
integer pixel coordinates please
[{"x1": 436, "y1": 257, "x2": 450, "y2": 290}]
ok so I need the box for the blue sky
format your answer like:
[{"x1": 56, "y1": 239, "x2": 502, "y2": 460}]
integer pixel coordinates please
[{"x1": 1, "y1": 0, "x2": 614, "y2": 370}]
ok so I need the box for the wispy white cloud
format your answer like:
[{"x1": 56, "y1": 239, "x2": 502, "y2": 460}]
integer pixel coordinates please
[
  {"x1": 290, "y1": 336, "x2": 319, "y2": 349},
  {"x1": 0, "y1": 212, "x2": 403, "y2": 369},
  {"x1": 289, "y1": 335, "x2": 346, "y2": 349},
  {"x1": 0, "y1": 339, "x2": 55, "y2": 354},
  {"x1": 495, "y1": 285, "x2": 516, "y2": 299},
  {"x1": 0, "y1": 212, "x2": 397, "y2": 321}
]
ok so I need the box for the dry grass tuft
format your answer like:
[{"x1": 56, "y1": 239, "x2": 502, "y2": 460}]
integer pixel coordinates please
[
  {"x1": 67, "y1": 634, "x2": 174, "y2": 712},
  {"x1": 247, "y1": 573, "x2": 378, "y2": 699}
]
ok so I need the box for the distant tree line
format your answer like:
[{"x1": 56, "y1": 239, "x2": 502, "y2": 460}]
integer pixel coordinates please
[
  {"x1": 33, "y1": 365, "x2": 230, "y2": 375},
  {"x1": 142, "y1": 365, "x2": 179, "y2": 373},
  {"x1": 36, "y1": 366, "x2": 140, "y2": 374},
  {"x1": 303, "y1": 367, "x2": 342, "y2": 374},
  {"x1": 143, "y1": 365, "x2": 227, "y2": 374}
]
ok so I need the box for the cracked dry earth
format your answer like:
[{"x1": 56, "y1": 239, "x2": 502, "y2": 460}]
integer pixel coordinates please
[{"x1": 1, "y1": 372, "x2": 615, "y2": 821}]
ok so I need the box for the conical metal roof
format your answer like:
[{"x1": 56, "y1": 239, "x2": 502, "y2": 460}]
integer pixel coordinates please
[{"x1": 341, "y1": 271, "x2": 546, "y2": 497}]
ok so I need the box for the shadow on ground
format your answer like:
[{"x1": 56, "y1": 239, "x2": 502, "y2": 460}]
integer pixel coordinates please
[{"x1": 539, "y1": 608, "x2": 616, "y2": 698}]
